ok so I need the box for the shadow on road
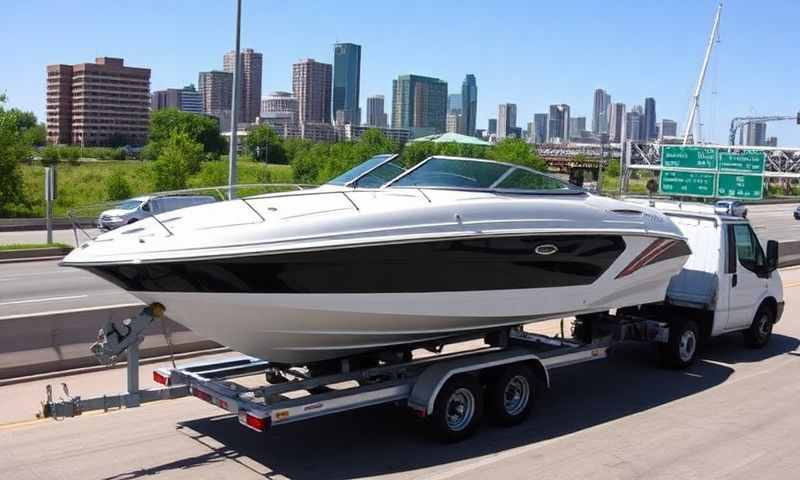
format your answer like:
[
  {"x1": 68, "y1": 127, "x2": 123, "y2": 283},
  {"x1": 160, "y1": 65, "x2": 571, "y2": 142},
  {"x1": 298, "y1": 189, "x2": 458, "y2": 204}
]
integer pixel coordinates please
[{"x1": 103, "y1": 334, "x2": 798, "y2": 480}]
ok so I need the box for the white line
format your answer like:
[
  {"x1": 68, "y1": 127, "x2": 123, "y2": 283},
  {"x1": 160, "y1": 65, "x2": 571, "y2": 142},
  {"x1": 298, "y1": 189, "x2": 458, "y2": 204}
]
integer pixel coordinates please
[
  {"x1": 0, "y1": 295, "x2": 87, "y2": 306},
  {"x1": 0, "y1": 302, "x2": 143, "y2": 321}
]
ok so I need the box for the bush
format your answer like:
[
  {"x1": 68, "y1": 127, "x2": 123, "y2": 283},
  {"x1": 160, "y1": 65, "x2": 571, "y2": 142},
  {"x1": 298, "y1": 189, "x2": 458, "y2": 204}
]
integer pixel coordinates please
[
  {"x1": 58, "y1": 146, "x2": 81, "y2": 162},
  {"x1": 188, "y1": 160, "x2": 229, "y2": 188},
  {"x1": 111, "y1": 147, "x2": 127, "y2": 160},
  {"x1": 105, "y1": 172, "x2": 133, "y2": 200},
  {"x1": 41, "y1": 145, "x2": 60, "y2": 165},
  {"x1": 150, "y1": 132, "x2": 204, "y2": 191}
]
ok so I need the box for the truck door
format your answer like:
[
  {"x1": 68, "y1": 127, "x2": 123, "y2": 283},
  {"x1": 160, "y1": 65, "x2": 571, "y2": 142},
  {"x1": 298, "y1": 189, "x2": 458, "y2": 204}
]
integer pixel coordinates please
[{"x1": 726, "y1": 224, "x2": 767, "y2": 330}]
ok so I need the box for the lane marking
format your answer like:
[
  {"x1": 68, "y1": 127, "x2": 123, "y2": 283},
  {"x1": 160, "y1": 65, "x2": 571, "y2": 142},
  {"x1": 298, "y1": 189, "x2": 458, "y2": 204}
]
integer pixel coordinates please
[
  {"x1": 0, "y1": 302, "x2": 142, "y2": 321},
  {"x1": 0, "y1": 295, "x2": 87, "y2": 306},
  {"x1": 0, "y1": 270, "x2": 77, "y2": 282}
]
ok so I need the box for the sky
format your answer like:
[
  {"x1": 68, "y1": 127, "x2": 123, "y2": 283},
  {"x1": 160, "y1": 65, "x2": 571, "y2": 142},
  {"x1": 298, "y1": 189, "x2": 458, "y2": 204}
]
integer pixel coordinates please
[{"x1": 2, "y1": 0, "x2": 799, "y2": 145}]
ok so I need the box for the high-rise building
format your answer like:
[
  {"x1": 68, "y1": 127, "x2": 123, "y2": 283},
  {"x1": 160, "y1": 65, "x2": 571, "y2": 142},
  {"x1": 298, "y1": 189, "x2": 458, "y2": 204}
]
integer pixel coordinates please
[
  {"x1": 743, "y1": 122, "x2": 767, "y2": 146},
  {"x1": 547, "y1": 104, "x2": 570, "y2": 143},
  {"x1": 569, "y1": 116, "x2": 586, "y2": 138},
  {"x1": 461, "y1": 74, "x2": 477, "y2": 136},
  {"x1": 223, "y1": 48, "x2": 263, "y2": 123},
  {"x1": 46, "y1": 57, "x2": 150, "y2": 146},
  {"x1": 366, "y1": 95, "x2": 387, "y2": 127},
  {"x1": 391, "y1": 74, "x2": 447, "y2": 136},
  {"x1": 660, "y1": 119, "x2": 678, "y2": 137},
  {"x1": 332, "y1": 43, "x2": 361, "y2": 125},
  {"x1": 767, "y1": 136, "x2": 778, "y2": 147},
  {"x1": 592, "y1": 88, "x2": 611, "y2": 134},
  {"x1": 198, "y1": 70, "x2": 233, "y2": 115},
  {"x1": 260, "y1": 91, "x2": 299, "y2": 123},
  {"x1": 533, "y1": 113, "x2": 547, "y2": 144},
  {"x1": 625, "y1": 111, "x2": 644, "y2": 141},
  {"x1": 446, "y1": 112, "x2": 463, "y2": 133},
  {"x1": 293, "y1": 58, "x2": 332, "y2": 124},
  {"x1": 488, "y1": 118, "x2": 497, "y2": 135},
  {"x1": 644, "y1": 97, "x2": 657, "y2": 140},
  {"x1": 608, "y1": 103, "x2": 626, "y2": 143},
  {"x1": 151, "y1": 85, "x2": 203, "y2": 113},
  {"x1": 448, "y1": 94, "x2": 462, "y2": 114},
  {"x1": 497, "y1": 103, "x2": 517, "y2": 139}
]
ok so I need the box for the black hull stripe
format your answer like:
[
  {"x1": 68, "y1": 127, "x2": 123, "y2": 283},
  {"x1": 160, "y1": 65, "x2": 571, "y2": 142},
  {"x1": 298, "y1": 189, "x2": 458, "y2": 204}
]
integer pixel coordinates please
[{"x1": 84, "y1": 235, "x2": 626, "y2": 294}]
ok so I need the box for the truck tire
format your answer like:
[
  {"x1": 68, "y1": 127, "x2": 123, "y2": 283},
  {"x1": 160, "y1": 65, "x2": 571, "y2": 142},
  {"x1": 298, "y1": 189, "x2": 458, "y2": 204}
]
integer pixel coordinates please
[
  {"x1": 660, "y1": 320, "x2": 699, "y2": 369},
  {"x1": 429, "y1": 374, "x2": 484, "y2": 442},
  {"x1": 744, "y1": 306, "x2": 773, "y2": 349},
  {"x1": 487, "y1": 364, "x2": 536, "y2": 427}
]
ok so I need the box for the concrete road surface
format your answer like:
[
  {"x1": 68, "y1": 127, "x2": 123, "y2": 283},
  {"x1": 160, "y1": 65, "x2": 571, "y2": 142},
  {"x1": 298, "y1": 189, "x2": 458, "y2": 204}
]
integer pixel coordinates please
[
  {"x1": 747, "y1": 203, "x2": 800, "y2": 243},
  {"x1": 0, "y1": 267, "x2": 798, "y2": 480}
]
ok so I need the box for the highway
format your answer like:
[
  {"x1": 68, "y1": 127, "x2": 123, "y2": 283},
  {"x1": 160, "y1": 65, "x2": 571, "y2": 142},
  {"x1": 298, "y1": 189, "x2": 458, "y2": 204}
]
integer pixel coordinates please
[
  {"x1": 747, "y1": 203, "x2": 800, "y2": 243},
  {"x1": 0, "y1": 267, "x2": 797, "y2": 479}
]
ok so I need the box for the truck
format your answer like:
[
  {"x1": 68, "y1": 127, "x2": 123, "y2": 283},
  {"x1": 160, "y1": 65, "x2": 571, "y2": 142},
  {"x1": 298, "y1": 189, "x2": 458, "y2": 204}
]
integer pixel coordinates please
[{"x1": 41, "y1": 200, "x2": 784, "y2": 442}]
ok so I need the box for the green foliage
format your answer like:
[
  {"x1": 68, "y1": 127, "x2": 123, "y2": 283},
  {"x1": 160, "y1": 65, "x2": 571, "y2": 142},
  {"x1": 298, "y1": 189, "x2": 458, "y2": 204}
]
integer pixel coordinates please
[
  {"x1": 0, "y1": 126, "x2": 25, "y2": 213},
  {"x1": 58, "y1": 145, "x2": 81, "y2": 162},
  {"x1": 150, "y1": 132, "x2": 204, "y2": 191},
  {"x1": 105, "y1": 172, "x2": 133, "y2": 200},
  {"x1": 606, "y1": 158, "x2": 620, "y2": 177},
  {"x1": 244, "y1": 124, "x2": 287, "y2": 164},
  {"x1": 188, "y1": 160, "x2": 229, "y2": 188},
  {"x1": 148, "y1": 109, "x2": 225, "y2": 157},
  {"x1": 41, "y1": 145, "x2": 61, "y2": 165},
  {"x1": 486, "y1": 138, "x2": 546, "y2": 171},
  {"x1": 21, "y1": 124, "x2": 46, "y2": 146},
  {"x1": 111, "y1": 147, "x2": 128, "y2": 160}
]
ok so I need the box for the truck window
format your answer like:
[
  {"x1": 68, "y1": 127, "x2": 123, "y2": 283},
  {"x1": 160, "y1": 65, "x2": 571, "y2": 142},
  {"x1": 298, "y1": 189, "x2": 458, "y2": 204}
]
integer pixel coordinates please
[{"x1": 732, "y1": 224, "x2": 764, "y2": 272}]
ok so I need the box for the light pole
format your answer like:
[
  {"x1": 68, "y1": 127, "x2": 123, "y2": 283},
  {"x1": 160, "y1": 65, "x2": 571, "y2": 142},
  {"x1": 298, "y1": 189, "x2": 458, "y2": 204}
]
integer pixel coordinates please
[{"x1": 228, "y1": 0, "x2": 242, "y2": 199}]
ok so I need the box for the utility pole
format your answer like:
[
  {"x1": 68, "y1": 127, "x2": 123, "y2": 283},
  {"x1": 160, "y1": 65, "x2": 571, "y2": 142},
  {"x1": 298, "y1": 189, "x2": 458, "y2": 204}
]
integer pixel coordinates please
[
  {"x1": 683, "y1": 2, "x2": 722, "y2": 145},
  {"x1": 227, "y1": 0, "x2": 242, "y2": 199}
]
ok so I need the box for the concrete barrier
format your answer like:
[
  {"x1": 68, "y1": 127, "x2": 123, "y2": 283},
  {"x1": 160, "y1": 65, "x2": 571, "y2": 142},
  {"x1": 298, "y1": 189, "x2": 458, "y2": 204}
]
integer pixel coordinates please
[
  {"x1": 0, "y1": 246, "x2": 72, "y2": 262},
  {"x1": 779, "y1": 241, "x2": 800, "y2": 268},
  {"x1": 0, "y1": 305, "x2": 219, "y2": 380}
]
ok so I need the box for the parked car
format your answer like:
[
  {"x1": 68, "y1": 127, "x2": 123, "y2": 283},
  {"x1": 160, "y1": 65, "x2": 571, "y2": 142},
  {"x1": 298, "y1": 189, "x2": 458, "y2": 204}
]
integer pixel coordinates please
[
  {"x1": 98, "y1": 195, "x2": 216, "y2": 230},
  {"x1": 794, "y1": 206, "x2": 800, "y2": 220},
  {"x1": 714, "y1": 199, "x2": 747, "y2": 218}
]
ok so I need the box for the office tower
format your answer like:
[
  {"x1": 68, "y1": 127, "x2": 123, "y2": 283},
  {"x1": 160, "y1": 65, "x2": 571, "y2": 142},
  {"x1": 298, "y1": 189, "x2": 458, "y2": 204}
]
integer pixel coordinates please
[
  {"x1": 46, "y1": 57, "x2": 150, "y2": 146},
  {"x1": 533, "y1": 113, "x2": 547, "y2": 144},
  {"x1": 488, "y1": 118, "x2": 497, "y2": 135},
  {"x1": 446, "y1": 111, "x2": 463, "y2": 133},
  {"x1": 151, "y1": 85, "x2": 202, "y2": 113},
  {"x1": 199, "y1": 70, "x2": 233, "y2": 114},
  {"x1": 592, "y1": 88, "x2": 611, "y2": 134},
  {"x1": 461, "y1": 74, "x2": 477, "y2": 136},
  {"x1": 497, "y1": 103, "x2": 517, "y2": 139},
  {"x1": 293, "y1": 58, "x2": 332, "y2": 124},
  {"x1": 366, "y1": 95, "x2": 388, "y2": 127},
  {"x1": 391, "y1": 74, "x2": 447, "y2": 135},
  {"x1": 448, "y1": 94, "x2": 462, "y2": 114},
  {"x1": 767, "y1": 136, "x2": 778, "y2": 147},
  {"x1": 744, "y1": 122, "x2": 767, "y2": 146},
  {"x1": 569, "y1": 116, "x2": 586, "y2": 138},
  {"x1": 547, "y1": 104, "x2": 570, "y2": 143},
  {"x1": 224, "y1": 48, "x2": 263, "y2": 123},
  {"x1": 332, "y1": 43, "x2": 361, "y2": 125},
  {"x1": 660, "y1": 119, "x2": 677, "y2": 137},
  {"x1": 644, "y1": 97, "x2": 657, "y2": 140},
  {"x1": 625, "y1": 110, "x2": 644, "y2": 141},
  {"x1": 607, "y1": 103, "x2": 625, "y2": 143}
]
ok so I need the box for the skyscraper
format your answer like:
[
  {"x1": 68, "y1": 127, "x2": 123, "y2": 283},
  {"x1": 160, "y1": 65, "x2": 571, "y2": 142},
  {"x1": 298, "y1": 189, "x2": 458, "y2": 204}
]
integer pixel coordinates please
[
  {"x1": 446, "y1": 112, "x2": 463, "y2": 133},
  {"x1": 547, "y1": 104, "x2": 570, "y2": 142},
  {"x1": 447, "y1": 94, "x2": 462, "y2": 114},
  {"x1": 608, "y1": 103, "x2": 626, "y2": 143},
  {"x1": 533, "y1": 113, "x2": 547, "y2": 144},
  {"x1": 332, "y1": 43, "x2": 361, "y2": 125},
  {"x1": 625, "y1": 110, "x2": 644, "y2": 141},
  {"x1": 293, "y1": 58, "x2": 332, "y2": 124},
  {"x1": 391, "y1": 74, "x2": 447, "y2": 136},
  {"x1": 744, "y1": 122, "x2": 767, "y2": 146},
  {"x1": 151, "y1": 85, "x2": 203, "y2": 113},
  {"x1": 592, "y1": 88, "x2": 611, "y2": 134},
  {"x1": 461, "y1": 74, "x2": 477, "y2": 136},
  {"x1": 497, "y1": 103, "x2": 517, "y2": 139},
  {"x1": 366, "y1": 95, "x2": 387, "y2": 127},
  {"x1": 199, "y1": 70, "x2": 233, "y2": 114},
  {"x1": 224, "y1": 48, "x2": 263, "y2": 123},
  {"x1": 644, "y1": 97, "x2": 657, "y2": 140},
  {"x1": 569, "y1": 116, "x2": 586, "y2": 138},
  {"x1": 488, "y1": 118, "x2": 497, "y2": 135},
  {"x1": 660, "y1": 119, "x2": 678, "y2": 137}
]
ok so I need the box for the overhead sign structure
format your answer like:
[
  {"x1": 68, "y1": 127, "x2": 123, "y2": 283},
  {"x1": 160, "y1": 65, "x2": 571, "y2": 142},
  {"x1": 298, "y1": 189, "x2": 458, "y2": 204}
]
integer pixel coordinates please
[
  {"x1": 662, "y1": 146, "x2": 718, "y2": 170},
  {"x1": 659, "y1": 170, "x2": 716, "y2": 197},
  {"x1": 718, "y1": 151, "x2": 765, "y2": 174},
  {"x1": 717, "y1": 173, "x2": 764, "y2": 200},
  {"x1": 659, "y1": 146, "x2": 766, "y2": 200}
]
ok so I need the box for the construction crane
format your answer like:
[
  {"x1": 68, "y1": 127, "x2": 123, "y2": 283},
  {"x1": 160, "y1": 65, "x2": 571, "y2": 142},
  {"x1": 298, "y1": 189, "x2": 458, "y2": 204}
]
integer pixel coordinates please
[
  {"x1": 683, "y1": 2, "x2": 722, "y2": 145},
  {"x1": 728, "y1": 115, "x2": 797, "y2": 145}
]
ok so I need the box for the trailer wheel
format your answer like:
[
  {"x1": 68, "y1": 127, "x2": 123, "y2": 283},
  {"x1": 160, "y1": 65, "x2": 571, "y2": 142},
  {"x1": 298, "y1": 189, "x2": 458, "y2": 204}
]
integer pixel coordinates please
[
  {"x1": 660, "y1": 320, "x2": 699, "y2": 369},
  {"x1": 744, "y1": 306, "x2": 773, "y2": 349},
  {"x1": 487, "y1": 364, "x2": 536, "y2": 427},
  {"x1": 429, "y1": 374, "x2": 484, "y2": 442}
]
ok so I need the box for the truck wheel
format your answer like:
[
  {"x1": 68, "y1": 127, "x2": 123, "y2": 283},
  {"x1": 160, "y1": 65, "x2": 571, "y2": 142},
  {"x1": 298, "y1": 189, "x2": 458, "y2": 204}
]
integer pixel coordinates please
[
  {"x1": 744, "y1": 306, "x2": 773, "y2": 349},
  {"x1": 660, "y1": 320, "x2": 699, "y2": 369},
  {"x1": 429, "y1": 374, "x2": 484, "y2": 443},
  {"x1": 487, "y1": 364, "x2": 536, "y2": 427}
]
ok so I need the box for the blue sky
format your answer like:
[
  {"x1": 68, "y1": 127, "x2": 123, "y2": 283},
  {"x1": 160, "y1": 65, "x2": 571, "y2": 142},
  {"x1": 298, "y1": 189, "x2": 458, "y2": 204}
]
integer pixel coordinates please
[{"x1": 3, "y1": 0, "x2": 798, "y2": 144}]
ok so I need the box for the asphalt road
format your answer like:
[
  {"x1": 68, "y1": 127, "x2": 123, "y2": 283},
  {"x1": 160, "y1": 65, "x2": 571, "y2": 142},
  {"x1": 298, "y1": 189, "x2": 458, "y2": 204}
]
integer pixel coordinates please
[
  {"x1": 747, "y1": 203, "x2": 800, "y2": 243},
  {"x1": 0, "y1": 267, "x2": 798, "y2": 480}
]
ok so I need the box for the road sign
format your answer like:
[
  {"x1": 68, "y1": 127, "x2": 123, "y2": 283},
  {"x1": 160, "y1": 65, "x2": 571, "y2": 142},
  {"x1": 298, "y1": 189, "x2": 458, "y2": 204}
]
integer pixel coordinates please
[
  {"x1": 717, "y1": 173, "x2": 763, "y2": 200},
  {"x1": 659, "y1": 170, "x2": 716, "y2": 197},
  {"x1": 662, "y1": 146, "x2": 718, "y2": 170},
  {"x1": 718, "y1": 151, "x2": 765, "y2": 174}
]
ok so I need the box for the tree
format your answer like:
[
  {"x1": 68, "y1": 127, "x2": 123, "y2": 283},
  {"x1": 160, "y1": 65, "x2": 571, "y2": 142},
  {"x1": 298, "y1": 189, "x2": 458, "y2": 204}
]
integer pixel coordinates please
[
  {"x1": 21, "y1": 124, "x2": 46, "y2": 146},
  {"x1": 105, "y1": 172, "x2": 133, "y2": 200},
  {"x1": 41, "y1": 145, "x2": 60, "y2": 165},
  {"x1": 244, "y1": 124, "x2": 286, "y2": 164},
  {"x1": 148, "y1": 109, "x2": 225, "y2": 156},
  {"x1": 487, "y1": 138, "x2": 546, "y2": 171},
  {"x1": 150, "y1": 132, "x2": 204, "y2": 191},
  {"x1": 0, "y1": 96, "x2": 25, "y2": 212}
]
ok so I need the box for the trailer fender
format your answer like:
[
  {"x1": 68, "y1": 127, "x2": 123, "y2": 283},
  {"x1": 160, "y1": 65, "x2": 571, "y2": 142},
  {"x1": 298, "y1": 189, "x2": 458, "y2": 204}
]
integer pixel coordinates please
[{"x1": 407, "y1": 348, "x2": 546, "y2": 416}]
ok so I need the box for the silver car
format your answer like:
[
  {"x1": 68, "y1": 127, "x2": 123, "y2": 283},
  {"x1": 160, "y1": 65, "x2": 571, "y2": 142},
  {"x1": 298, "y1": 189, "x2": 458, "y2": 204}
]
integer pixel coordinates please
[
  {"x1": 714, "y1": 199, "x2": 747, "y2": 218},
  {"x1": 98, "y1": 195, "x2": 216, "y2": 230}
]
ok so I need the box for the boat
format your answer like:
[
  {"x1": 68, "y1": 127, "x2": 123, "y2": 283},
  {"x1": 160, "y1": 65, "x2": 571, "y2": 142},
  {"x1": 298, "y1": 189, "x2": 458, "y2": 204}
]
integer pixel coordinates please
[{"x1": 62, "y1": 155, "x2": 691, "y2": 366}]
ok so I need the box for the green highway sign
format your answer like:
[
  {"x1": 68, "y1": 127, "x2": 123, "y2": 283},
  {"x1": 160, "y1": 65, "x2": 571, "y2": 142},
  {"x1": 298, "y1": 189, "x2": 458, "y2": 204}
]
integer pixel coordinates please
[
  {"x1": 662, "y1": 146, "x2": 718, "y2": 170},
  {"x1": 659, "y1": 170, "x2": 716, "y2": 197},
  {"x1": 718, "y1": 151, "x2": 765, "y2": 174},
  {"x1": 717, "y1": 173, "x2": 764, "y2": 200}
]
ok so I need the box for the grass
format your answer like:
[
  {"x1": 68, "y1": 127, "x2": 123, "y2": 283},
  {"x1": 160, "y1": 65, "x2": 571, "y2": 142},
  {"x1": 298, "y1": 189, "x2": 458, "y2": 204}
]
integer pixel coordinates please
[{"x1": 0, "y1": 242, "x2": 71, "y2": 251}]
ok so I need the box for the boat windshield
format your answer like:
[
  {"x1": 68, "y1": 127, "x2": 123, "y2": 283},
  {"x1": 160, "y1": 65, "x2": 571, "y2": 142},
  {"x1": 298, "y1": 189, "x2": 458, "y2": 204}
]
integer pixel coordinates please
[
  {"x1": 327, "y1": 154, "x2": 405, "y2": 187},
  {"x1": 388, "y1": 157, "x2": 579, "y2": 193}
]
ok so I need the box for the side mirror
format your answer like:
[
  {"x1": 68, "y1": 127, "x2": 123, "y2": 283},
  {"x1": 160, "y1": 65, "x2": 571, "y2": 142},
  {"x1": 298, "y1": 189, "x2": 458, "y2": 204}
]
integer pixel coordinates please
[{"x1": 766, "y1": 240, "x2": 779, "y2": 272}]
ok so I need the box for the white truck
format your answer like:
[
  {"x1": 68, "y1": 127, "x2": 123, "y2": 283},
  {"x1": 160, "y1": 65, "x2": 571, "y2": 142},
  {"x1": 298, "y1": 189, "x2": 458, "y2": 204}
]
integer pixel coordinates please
[{"x1": 43, "y1": 200, "x2": 785, "y2": 442}]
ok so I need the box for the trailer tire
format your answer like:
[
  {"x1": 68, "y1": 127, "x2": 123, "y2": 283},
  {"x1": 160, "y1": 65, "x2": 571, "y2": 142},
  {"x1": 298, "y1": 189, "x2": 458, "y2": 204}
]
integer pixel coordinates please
[
  {"x1": 429, "y1": 374, "x2": 484, "y2": 443},
  {"x1": 487, "y1": 364, "x2": 536, "y2": 427},
  {"x1": 744, "y1": 306, "x2": 773, "y2": 349},
  {"x1": 660, "y1": 320, "x2": 699, "y2": 369}
]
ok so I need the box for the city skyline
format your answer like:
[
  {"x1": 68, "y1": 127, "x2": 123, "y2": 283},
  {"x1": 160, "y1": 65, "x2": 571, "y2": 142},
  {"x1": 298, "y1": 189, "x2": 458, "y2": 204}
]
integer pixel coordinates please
[{"x1": 3, "y1": 1, "x2": 799, "y2": 144}]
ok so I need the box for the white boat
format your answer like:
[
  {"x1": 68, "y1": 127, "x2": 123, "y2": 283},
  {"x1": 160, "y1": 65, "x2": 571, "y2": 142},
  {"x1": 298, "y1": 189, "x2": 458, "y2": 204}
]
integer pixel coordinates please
[{"x1": 63, "y1": 155, "x2": 691, "y2": 365}]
